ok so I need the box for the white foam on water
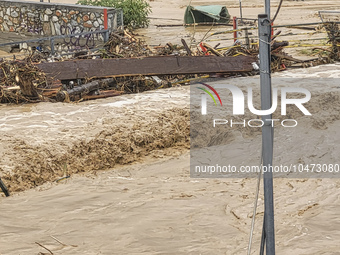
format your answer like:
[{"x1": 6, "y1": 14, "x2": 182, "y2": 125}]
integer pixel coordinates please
[
  {"x1": 25, "y1": 125, "x2": 50, "y2": 128},
  {"x1": 0, "y1": 124, "x2": 14, "y2": 131},
  {"x1": 100, "y1": 99, "x2": 137, "y2": 108}
]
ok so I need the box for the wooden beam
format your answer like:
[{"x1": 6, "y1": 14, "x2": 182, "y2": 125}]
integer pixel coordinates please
[
  {"x1": 271, "y1": 53, "x2": 304, "y2": 63},
  {"x1": 37, "y1": 55, "x2": 255, "y2": 80}
]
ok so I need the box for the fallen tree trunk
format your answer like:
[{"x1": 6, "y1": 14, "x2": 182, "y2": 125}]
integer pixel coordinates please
[
  {"x1": 56, "y1": 78, "x2": 114, "y2": 102},
  {"x1": 37, "y1": 55, "x2": 256, "y2": 81}
]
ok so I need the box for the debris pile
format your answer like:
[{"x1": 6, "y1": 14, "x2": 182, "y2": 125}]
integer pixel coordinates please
[
  {"x1": 102, "y1": 30, "x2": 152, "y2": 58},
  {"x1": 324, "y1": 22, "x2": 340, "y2": 60},
  {"x1": 54, "y1": 75, "x2": 190, "y2": 102},
  {"x1": 0, "y1": 59, "x2": 49, "y2": 103},
  {"x1": 0, "y1": 24, "x2": 339, "y2": 104}
]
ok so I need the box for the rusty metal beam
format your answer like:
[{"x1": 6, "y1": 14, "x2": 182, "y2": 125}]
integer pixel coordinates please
[{"x1": 37, "y1": 55, "x2": 255, "y2": 80}]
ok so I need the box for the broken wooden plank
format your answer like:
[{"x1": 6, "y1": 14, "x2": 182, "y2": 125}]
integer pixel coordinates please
[
  {"x1": 37, "y1": 55, "x2": 255, "y2": 81},
  {"x1": 271, "y1": 41, "x2": 289, "y2": 51},
  {"x1": 83, "y1": 90, "x2": 124, "y2": 100},
  {"x1": 202, "y1": 43, "x2": 224, "y2": 56},
  {"x1": 181, "y1": 39, "x2": 192, "y2": 56}
]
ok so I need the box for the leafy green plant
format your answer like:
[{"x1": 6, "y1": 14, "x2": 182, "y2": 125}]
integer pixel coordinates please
[{"x1": 77, "y1": 0, "x2": 152, "y2": 28}]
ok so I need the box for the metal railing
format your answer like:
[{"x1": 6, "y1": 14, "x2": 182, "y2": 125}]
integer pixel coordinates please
[
  {"x1": 0, "y1": 29, "x2": 110, "y2": 55},
  {"x1": 318, "y1": 10, "x2": 340, "y2": 23}
]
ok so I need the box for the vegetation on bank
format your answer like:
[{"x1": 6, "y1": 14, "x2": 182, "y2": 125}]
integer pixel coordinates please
[{"x1": 77, "y1": 0, "x2": 151, "y2": 28}]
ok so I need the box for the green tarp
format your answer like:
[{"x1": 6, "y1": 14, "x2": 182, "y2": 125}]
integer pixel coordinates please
[{"x1": 184, "y1": 5, "x2": 230, "y2": 24}]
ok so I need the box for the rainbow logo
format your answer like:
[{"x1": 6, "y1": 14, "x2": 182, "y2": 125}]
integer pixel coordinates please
[{"x1": 197, "y1": 83, "x2": 223, "y2": 106}]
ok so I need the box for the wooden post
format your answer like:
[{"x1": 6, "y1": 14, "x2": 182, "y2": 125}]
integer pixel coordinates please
[{"x1": 245, "y1": 27, "x2": 250, "y2": 49}]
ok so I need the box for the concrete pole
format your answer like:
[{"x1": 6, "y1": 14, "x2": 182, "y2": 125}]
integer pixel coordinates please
[
  {"x1": 265, "y1": 0, "x2": 270, "y2": 20},
  {"x1": 258, "y1": 13, "x2": 275, "y2": 255}
]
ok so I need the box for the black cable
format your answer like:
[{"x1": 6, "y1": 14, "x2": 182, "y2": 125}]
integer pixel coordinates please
[
  {"x1": 271, "y1": 0, "x2": 284, "y2": 23},
  {"x1": 0, "y1": 178, "x2": 10, "y2": 197}
]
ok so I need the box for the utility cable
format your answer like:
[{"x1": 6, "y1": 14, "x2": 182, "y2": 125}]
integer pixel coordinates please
[
  {"x1": 271, "y1": 0, "x2": 284, "y2": 23},
  {"x1": 247, "y1": 146, "x2": 263, "y2": 255}
]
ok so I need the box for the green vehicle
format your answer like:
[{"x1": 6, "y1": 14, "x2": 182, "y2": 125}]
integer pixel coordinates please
[{"x1": 184, "y1": 5, "x2": 230, "y2": 25}]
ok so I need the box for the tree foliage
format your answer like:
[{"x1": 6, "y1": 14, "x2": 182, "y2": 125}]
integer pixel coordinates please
[{"x1": 77, "y1": 0, "x2": 151, "y2": 28}]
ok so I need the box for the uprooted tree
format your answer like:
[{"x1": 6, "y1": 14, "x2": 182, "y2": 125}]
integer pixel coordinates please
[{"x1": 76, "y1": 0, "x2": 152, "y2": 28}]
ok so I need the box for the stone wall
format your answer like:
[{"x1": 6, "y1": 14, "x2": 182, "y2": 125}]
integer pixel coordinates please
[{"x1": 0, "y1": 0, "x2": 123, "y2": 36}]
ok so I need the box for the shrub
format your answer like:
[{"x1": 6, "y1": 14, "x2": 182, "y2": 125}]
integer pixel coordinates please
[{"x1": 77, "y1": 0, "x2": 152, "y2": 28}]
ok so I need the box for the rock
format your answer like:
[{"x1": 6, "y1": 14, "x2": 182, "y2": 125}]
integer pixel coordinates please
[
  {"x1": 11, "y1": 11, "x2": 19, "y2": 18},
  {"x1": 3, "y1": 15, "x2": 9, "y2": 21},
  {"x1": 62, "y1": 17, "x2": 68, "y2": 23},
  {"x1": 77, "y1": 16, "x2": 81, "y2": 23},
  {"x1": 44, "y1": 14, "x2": 49, "y2": 22},
  {"x1": 43, "y1": 22, "x2": 51, "y2": 35},
  {"x1": 93, "y1": 21, "x2": 99, "y2": 28},
  {"x1": 69, "y1": 10, "x2": 76, "y2": 15},
  {"x1": 2, "y1": 23, "x2": 9, "y2": 31},
  {"x1": 83, "y1": 15, "x2": 89, "y2": 22},
  {"x1": 9, "y1": 26, "x2": 14, "y2": 32},
  {"x1": 54, "y1": 22, "x2": 61, "y2": 35},
  {"x1": 56, "y1": 10, "x2": 62, "y2": 17},
  {"x1": 90, "y1": 13, "x2": 95, "y2": 20},
  {"x1": 20, "y1": 42, "x2": 28, "y2": 49},
  {"x1": 7, "y1": 20, "x2": 13, "y2": 26},
  {"x1": 84, "y1": 21, "x2": 92, "y2": 28},
  {"x1": 52, "y1": 16, "x2": 58, "y2": 22},
  {"x1": 107, "y1": 18, "x2": 112, "y2": 28},
  {"x1": 98, "y1": 18, "x2": 103, "y2": 25},
  {"x1": 45, "y1": 9, "x2": 53, "y2": 15},
  {"x1": 75, "y1": 26, "x2": 82, "y2": 34},
  {"x1": 12, "y1": 18, "x2": 19, "y2": 24},
  {"x1": 70, "y1": 19, "x2": 78, "y2": 27},
  {"x1": 50, "y1": 20, "x2": 56, "y2": 35},
  {"x1": 95, "y1": 12, "x2": 100, "y2": 18}
]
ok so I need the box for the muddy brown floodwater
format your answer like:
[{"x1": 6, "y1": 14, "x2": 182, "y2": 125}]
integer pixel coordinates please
[
  {"x1": 1, "y1": 0, "x2": 340, "y2": 254},
  {"x1": 0, "y1": 63, "x2": 340, "y2": 254}
]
